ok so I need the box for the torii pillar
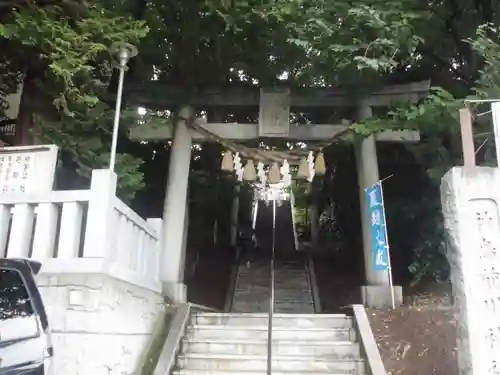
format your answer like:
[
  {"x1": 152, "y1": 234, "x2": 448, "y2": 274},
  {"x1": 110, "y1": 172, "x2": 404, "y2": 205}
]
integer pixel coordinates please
[
  {"x1": 354, "y1": 103, "x2": 403, "y2": 308},
  {"x1": 160, "y1": 106, "x2": 194, "y2": 303}
]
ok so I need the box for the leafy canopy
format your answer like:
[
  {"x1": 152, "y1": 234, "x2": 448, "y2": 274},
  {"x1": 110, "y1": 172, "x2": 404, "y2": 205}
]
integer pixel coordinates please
[
  {"x1": 203, "y1": 0, "x2": 425, "y2": 86},
  {"x1": 0, "y1": 2, "x2": 148, "y2": 199}
]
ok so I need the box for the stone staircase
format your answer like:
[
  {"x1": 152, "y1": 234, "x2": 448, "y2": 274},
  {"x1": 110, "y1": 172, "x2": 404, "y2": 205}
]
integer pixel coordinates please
[
  {"x1": 160, "y1": 197, "x2": 383, "y2": 375},
  {"x1": 171, "y1": 312, "x2": 366, "y2": 375},
  {"x1": 231, "y1": 254, "x2": 315, "y2": 313}
]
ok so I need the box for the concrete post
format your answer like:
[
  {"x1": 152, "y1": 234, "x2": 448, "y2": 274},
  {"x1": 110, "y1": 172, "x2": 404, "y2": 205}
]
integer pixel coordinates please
[
  {"x1": 160, "y1": 107, "x2": 194, "y2": 303},
  {"x1": 441, "y1": 167, "x2": 500, "y2": 375},
  {"x1": 354, "y1": 103, "x2": 402, "y2": 308},
  {"x1": 178, "y1": 198, "x2": 190, "y2": 283},
  {"x1": 230, "y1": 184, "x2": 240, "y2": 247},
  {"x1": 310, "y1": 202, "x2": 320, "y2": 245},
  {"x1": 83, "y1": 169, "x2": 118, "y2": 259}
]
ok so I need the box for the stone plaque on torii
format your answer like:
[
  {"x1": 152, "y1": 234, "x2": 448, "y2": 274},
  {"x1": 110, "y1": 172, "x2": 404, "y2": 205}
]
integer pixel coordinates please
[{"x1": 258, "y1": 88, "x2": 291, "y2": 138}]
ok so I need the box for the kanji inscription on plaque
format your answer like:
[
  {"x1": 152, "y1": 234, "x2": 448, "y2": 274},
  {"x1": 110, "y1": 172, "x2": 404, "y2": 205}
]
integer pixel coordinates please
[
  {"x1": 258, "y1": 88, "x2": 290, "y2": 137},
  {"x1": 0, "y1": 145, "x2": 58, "y2": 196}
]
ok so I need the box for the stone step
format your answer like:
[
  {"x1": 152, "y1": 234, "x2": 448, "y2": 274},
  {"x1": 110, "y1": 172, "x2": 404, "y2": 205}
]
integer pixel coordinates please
[
  {"x1": 174, "y1": 370, "x2": 359, "y2": 375},
  {"x1": 187, "y1": 325, "x2": 355, "y2": 341},
  {"x1": 192, "y1": 313, "x2": 352, "y2": 329},
  {"x1": 274, "y1": 294, "x2": 314, "y2": 303},
  {"x1": 234, "y1": 278, "x2": 269, "y2": 284},
  {"x1": 233, "y1": 290, "x2": 271, "y2": 298},
  {"x1": 234, "y1": 291, "x2": 311, "y2": 298},
  {"x1": 177, "y1": 353, "x2": 364, "y2": 373},
  {"x1": 273, "y1": 285, "x2": 311, "y2": 290},
  {"x1": 231, "y1": 302, "x2": 270, "y2": 313},
  {"x1": 231, "y1": 296, "x2": 313, "y2": 305},
  {"x1": 231, "y1": 260, "x2": 315, "y2": 314},
  {"x1": 236, "y1": 271, "x2": 271, "y2": 277},
  {"x1": 273, "y1": 302, "x2": 315, "y2": 314},
  {"x1": 230, "y1": 303, "x2": 315, "y2": 313},
  {"x1": 182, "y1": 339, "x2": 361, "y2": 358},
  {"x1": 274, "y1": 273, "x2": 311, "y2": 280},
  {"x1": 274, "y1": 291, "x2": 313, "y2": 298}
]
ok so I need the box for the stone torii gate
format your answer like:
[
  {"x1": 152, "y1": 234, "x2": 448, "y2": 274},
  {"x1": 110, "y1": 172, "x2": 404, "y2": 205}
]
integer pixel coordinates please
[{"x1": 128, "y1": 81, "x2": 430, "y2": 308}]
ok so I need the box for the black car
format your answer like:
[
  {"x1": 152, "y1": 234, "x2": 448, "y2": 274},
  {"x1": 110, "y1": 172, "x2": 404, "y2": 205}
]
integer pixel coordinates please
[{"x1": 0, "y1": 258, "x2": 53, "y2": 375}]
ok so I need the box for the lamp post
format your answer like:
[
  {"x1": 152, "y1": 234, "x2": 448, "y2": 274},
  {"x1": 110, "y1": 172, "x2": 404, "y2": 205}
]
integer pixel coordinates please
[{"x1": 109, "y1": 42, "x2": 138, "y2": 171}]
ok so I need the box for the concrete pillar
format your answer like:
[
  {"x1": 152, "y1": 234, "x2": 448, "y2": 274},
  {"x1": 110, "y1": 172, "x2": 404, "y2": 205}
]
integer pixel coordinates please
[
  {"x1": 160, "y1": 106, "x2": 194, "y2": 303},
  {"x1": 441, "y1": 167, "x2": 500, "y2": 375},
  {"x1": 213, "y1": 219, "x2": 218, "y2": 247},
  {"x1": 179, "y1": 199, "x2": 190, "y2": 281},
  {"x1": 290, "y1": 189, "x2": 299, "y2": 251},
  {"x1": 310, "y1": 202, "x2": 320, "y2": 245},
  {"x1": 82, "y1": 169, "x2": 117, "y2": 259},
  {"x1": 230, "y1": 184, "x2": 240, "y2": 247},
  {"x1": 354, "y1": 103, "x2": 402, "y2": 308}
]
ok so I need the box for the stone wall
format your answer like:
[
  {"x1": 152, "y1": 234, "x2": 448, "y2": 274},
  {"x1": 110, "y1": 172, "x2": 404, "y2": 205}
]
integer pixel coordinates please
[{"x1": 37, "y1": 272, "x2": 164, "y2": 375}]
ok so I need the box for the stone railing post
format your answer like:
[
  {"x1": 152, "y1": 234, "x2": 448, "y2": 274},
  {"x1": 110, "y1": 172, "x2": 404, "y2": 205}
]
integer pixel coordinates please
[
  {"x1": 83, "y1": 169, "x2": 117, "y2": 258},
  {"x1": 147, "y1": 218, "x2": 162, "y2": 282}
]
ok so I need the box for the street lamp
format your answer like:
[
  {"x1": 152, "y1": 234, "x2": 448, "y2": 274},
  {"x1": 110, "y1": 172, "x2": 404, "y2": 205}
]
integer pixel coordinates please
[{"x1": 108, "y1": 42, "x2": 138, "y2": 171}]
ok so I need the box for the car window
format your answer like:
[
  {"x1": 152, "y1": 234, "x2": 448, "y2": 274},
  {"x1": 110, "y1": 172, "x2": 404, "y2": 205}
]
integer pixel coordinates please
[{"x1": 0, "y1": 267, "x2": 39, "y2": 343}]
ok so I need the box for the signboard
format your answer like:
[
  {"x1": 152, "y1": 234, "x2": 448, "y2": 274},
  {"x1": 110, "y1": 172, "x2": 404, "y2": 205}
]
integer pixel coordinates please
[
  {"x1": 365, "y1": 182, "x2": 390, "y2": 271},
  {"x1": 0, "y1": 145, "x2": 58, "y2": 196},
  {"x1": 258, "y1": 88, "x2": 290, "y2": 137}
]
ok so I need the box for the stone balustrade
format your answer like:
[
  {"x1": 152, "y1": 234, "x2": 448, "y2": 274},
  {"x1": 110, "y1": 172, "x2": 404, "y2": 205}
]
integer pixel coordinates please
[
  {"x1": 0, "y1": 167, "x2": 165, "y2": 375},
  {"x1": 0, "y1": 169, "x2": 161, "y2": 291}
]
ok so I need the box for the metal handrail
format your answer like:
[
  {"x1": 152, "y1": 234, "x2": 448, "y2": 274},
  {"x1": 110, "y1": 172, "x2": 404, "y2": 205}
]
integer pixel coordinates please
[{"x1": 267, "y1": 199, "x2": 276, "y2": 375}]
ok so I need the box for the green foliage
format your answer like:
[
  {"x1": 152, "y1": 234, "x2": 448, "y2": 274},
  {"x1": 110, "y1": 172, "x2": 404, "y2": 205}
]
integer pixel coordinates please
[
  {"x1": 469, "y1": 24, "x2": 500, "y2": 98},
  {"x1": 357, "y1": 24, "x2": 500, "y2": 284},
  {"x1": 0, "y1": 5, "x2": 148, "y2": 114},
  {"x1": 207, "y1": 0, "x2": 424, "y2": 85},
  {"x1": 0, "y1": 55, "x2": 22, "y2": 117},
  {"x1": 293, "y1": 17, "x2": 500, "y2": 284},
  {"x1": 33, "y1": 102, "x2": 145, "y2": 201},
  {"x1": 278, "y1": 0, "x2": 423, "y2": 81},
  {"x1": 389, "y1": 187, "x2": 449, "y2": 285},
  {"x1": 350, "y1": 88, "x2": 459, "y2": 136},
  {"x1": 0, "y1": 2, "x2": 150, "y2": 199}
]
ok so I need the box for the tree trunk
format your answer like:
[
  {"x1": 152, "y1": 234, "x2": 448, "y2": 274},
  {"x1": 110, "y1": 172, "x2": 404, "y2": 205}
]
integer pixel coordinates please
[{"x1": 14, "y1": 71, "x2": 36, "y2": 145}]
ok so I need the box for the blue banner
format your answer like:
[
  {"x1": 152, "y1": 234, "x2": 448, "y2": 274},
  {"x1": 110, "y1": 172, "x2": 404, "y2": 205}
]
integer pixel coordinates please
[{"x1": 365, "y1": 182, "x2": 390, "y2": 272}]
